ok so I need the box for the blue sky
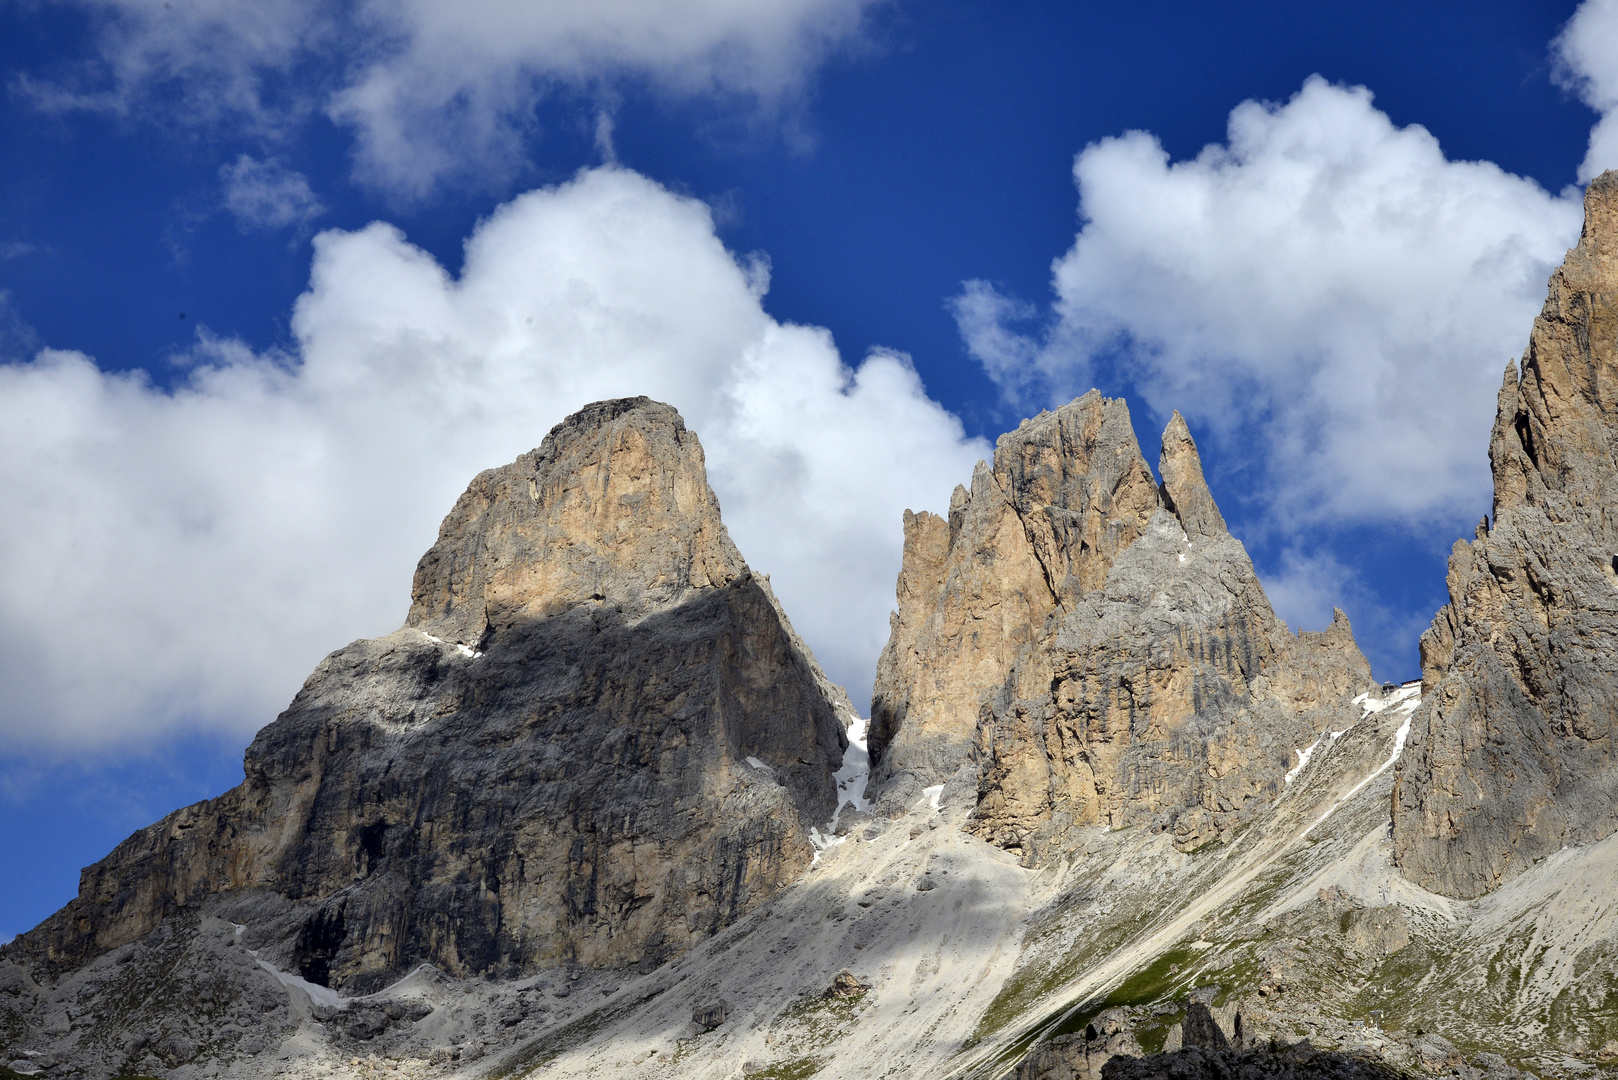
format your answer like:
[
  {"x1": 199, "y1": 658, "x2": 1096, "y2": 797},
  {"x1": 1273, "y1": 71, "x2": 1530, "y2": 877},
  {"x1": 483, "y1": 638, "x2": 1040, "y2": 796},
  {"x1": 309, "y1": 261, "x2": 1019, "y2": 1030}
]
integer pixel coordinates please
[{"x1": 0, "y1": 0, "x2": 1612, "y2": 940}]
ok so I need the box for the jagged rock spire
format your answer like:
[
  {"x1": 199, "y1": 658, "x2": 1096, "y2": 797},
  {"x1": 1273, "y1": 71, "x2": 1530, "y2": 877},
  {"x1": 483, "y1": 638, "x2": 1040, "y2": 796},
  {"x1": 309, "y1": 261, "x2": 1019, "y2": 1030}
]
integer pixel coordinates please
[
  {"x1": 1395, "y1": 171, "x2": 1618, "y2": 898},
  {"x1": 871, "y1": 391, "x2": 1372, "y2": 851},
  {"x1": 867, "y1": 391, "x2": 1161, "y2": 801},
  {"x1": 1159, "y1": 410, "x2": 1229, "y2": 540}
]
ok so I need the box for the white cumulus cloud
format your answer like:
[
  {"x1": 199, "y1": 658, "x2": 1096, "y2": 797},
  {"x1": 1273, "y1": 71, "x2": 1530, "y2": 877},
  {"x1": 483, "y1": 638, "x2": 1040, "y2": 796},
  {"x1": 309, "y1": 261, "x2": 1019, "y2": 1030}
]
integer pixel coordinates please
[
  {"x1": 1556, "y1": 0, "x2": 1618, "y2": 181},
  {"x1": 0, "y1": 166, "x2": 985, "y2": 753},
  {"x1": 955, "y1": 75, "x2": 1584, "y2": 533},
  {"x1": 30, "y1": 0, "x2": 883, "y2": 198}
]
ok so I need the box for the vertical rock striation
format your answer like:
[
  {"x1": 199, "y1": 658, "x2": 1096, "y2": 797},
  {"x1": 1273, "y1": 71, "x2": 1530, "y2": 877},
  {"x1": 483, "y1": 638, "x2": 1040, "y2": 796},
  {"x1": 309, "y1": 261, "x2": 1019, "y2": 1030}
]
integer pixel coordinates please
[
  {"x1": 1394, "y1": 173, "x2": 1618, "y2": 899},
  {"x1": 868, "y1": 392, "x2": 1161, "y2": 803},
  {"x1": 8, "y1": 397, "x2": 850, "y2": 990},
  {"x1": 871, "y1": 393, "x2": 1374, "y2": 855}
]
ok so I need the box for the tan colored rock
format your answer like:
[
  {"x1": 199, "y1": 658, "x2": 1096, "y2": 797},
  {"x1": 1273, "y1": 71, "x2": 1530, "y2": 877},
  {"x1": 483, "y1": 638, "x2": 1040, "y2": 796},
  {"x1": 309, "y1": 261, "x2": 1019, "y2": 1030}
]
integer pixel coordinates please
[
  {"x1": 1012, "y1": 1007, "x2": 1143, "y2": 1080},
  {"x1": 1394, "y1": 172, "x2": 1618, "y2": 898},
  {"x1": 1158, "y1": 410, "x2": 1228, "y2": 540},
  {"x1": 869, "y1": 391, "x2": 1161, "y2": 805},
  {"x1": 409, "y1": 397, "x2": 746, "y2": 646},
  {"x1": 9, "y1": 398, "x2": 848, "y2": 990},
  {"x1": 873, "y1": 396, "x2": 1374, "y2": 855}
]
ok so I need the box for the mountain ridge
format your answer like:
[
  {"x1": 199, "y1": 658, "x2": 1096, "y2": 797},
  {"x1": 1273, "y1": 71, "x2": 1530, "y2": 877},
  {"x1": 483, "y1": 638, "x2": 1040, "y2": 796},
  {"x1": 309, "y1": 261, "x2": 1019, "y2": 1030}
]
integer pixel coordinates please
[{"x1": 5, "y1": 179, "x2": 1618, "y2": 1080}]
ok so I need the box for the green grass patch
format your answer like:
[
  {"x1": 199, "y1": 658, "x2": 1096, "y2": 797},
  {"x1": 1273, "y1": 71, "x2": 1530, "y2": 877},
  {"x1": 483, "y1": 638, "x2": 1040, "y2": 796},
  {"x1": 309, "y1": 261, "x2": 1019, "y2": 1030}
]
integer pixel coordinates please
[
  {"x1": 744, "y1": 1057, "x2": 825, "y2": 1080},
  {"x1": 1045, "y1": 946, "x2": 1200, "y2": 1042},
  {"x1": 973, "y1": 898, "x2": 1191, "y2": 1041}
]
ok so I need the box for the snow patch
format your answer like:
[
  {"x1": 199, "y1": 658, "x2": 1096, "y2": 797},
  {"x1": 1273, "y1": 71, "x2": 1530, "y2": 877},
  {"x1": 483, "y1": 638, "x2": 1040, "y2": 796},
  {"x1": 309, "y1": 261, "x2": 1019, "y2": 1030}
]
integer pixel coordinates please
[
  {"x1": 1353, "y1": 681, "x2": 1420, "y2": 718},
  {"x1": 1299, "y1": 686, "x2": 1421, "y2": 839},
  {"x1": 922, "y1": 785, "x2": 944, "y2": 812},
  {"x1": 1284, "y1": 738, "x2": 1322, "y2": 785},
  {"x1": 811, "y1": 710, "x2": 872, "y2": 865},
  {"x1": 419, "y1": 630, "x2": 482, "y2": 659},
  {"x1": 745, "y1": 756, "x2": 773, "y2": 773}
]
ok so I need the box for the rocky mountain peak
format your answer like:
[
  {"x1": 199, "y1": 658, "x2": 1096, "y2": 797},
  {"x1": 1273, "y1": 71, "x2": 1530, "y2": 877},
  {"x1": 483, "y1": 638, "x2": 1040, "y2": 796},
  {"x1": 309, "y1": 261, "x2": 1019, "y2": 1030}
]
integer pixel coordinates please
[
  {"x1": 871, "y1": 394, "x2": 1372, "y2": 849},
  {"x1": 867, "y1": 391, "x2": 1162, "y2": 800},
  {"x1": 408, "y1": 396, "x2": 745, "y2": 648},
  {"x1": 6, "y1": 398, "x2": 847, "y2": 1007},
  {"x1": 1394, "y1": 171, "x2": 1618, "y2": 898},
  {"x1": 1158, "y1": 410, "x2": 1229, "y2": 540}
]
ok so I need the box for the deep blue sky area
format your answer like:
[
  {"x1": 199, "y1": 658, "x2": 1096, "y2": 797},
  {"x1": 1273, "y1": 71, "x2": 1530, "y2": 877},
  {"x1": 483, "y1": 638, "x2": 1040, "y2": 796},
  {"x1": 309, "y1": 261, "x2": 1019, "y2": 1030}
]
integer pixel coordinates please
[{"x1": 0, "y1": 0, "x2": 1600, "y2": 939}]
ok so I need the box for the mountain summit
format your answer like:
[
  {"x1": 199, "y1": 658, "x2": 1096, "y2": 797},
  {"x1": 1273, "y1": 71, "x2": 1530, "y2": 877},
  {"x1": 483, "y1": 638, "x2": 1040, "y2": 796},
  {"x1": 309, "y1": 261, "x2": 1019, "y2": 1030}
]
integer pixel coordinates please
[
  {"x1": 6, "y1": 184, "x2": 1618, "y2": 1080},
  {"x1": 8, "y1": 398, "x2": 850, "y2": 1006},
  {"x1": 870, "y1": 391, "x2": 1373, "y2": 856},
  {"x1": 1395, "y1": 172, "x2": 1618, "y2": 898}
]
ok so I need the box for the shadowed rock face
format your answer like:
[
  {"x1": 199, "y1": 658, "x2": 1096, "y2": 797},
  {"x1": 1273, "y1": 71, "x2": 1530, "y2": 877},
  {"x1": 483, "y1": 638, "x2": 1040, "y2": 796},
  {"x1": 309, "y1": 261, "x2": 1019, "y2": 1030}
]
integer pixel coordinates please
[
  {"x1": 7, "y1": 398, "x2": 849, "y2": 991},
  {"x1": 871, "y1": 392, "x2": 1373, "y2": 854},
  {"x1": 1394, "y1": 172, "x2": 1618, "y2": 899}
]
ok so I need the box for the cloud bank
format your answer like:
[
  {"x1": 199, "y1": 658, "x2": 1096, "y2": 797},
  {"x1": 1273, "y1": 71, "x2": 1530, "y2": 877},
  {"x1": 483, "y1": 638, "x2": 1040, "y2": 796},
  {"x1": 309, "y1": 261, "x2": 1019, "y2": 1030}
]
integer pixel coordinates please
[
  {"x1": 1557, "y1": 0, "x2": 1618, "y2": 181},
  {"x1": 0, "y1": 166, "x2": 985, "y2": 753},
  {"x1": 956, "y1": 76, "x2": 1584, "y2": 535},
  {"x1": 31, "y1": 0, "x2": 882, "y2": 197}
]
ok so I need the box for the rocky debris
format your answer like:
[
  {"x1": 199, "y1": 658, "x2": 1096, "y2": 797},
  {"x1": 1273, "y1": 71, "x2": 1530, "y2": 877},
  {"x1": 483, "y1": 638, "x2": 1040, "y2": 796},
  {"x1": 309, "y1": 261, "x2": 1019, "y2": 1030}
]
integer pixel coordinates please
[
  {"x1": 873, "y1": 391, "x2": 1374, "y2": 857},
  {"x1": 0, "y1": 915, "x2": 296, "y2": 1080},
  {"x1": 691, "y1": 1000, "x2": 732, "y2": 1032},
  {"x1": 1395, "y1": 171, "x2": 1618, "y2": 899},
  {"x1": 1411, "y1": 1035, "x2": 1463, "y2": 1073},
  {"x1": 4, "y1": 398, "x2": 850, "y2": 1002},
  {"x1": 823, "y1": 971, "x2": 870, "y2": 999},
  {"x1": 1101, "y1": 1042, "x2": 1408, "y2": 1080},
  {"x1": 1180, "y1": 1004, "x2": 1229, "y2": 1051},
  {"x1": 1259, "y1": 887, "x2": 1412, "y2": 979},
  {"x1": 1407, "y1": 1040, "x2": 1541, "y2": 1080}
]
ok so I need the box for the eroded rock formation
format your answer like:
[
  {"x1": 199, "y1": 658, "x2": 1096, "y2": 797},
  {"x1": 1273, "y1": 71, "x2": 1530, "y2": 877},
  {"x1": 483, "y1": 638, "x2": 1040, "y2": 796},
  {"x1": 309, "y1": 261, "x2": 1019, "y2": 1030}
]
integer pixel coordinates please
[
  {"x1": 7, "y1": 397, "x2": 849, "y2": 991},
  {"x1": 871, "y1": 392, "x2": 1374, "y2": 854},
  {"x1": 869, "y1": 393, "x2": 1161, "y2": 799},
  {"x1": 1394, "y1": 172, "x2": 1618, "y2": 899}
]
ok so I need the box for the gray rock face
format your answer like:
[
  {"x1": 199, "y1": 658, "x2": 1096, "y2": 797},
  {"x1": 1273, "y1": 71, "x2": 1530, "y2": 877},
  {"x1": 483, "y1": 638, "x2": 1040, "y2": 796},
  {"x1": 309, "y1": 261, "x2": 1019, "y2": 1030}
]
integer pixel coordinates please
[
  {"x1": 1394, "y1": 172, "x2": 1618, "y2": 898},
  {"x1": 1180, "y1": 1003, "x2": 1229, "y2": 1052},
  {"x1": 872, "y1": 392, "x2": 1374, "y2": 855},
  {"x1": 1101, "y1": 1042, "x2": 1410, "y2": 1080},
  {"x1": 0, "y1": 914, "x2": 299, "y2": 1080},
  {"x1": 6, "y1": 398, "x2": 849, "y2": 991},
  {"x1": 1011, "y1": 1007, "x2": 1144, "y2": 1080}
]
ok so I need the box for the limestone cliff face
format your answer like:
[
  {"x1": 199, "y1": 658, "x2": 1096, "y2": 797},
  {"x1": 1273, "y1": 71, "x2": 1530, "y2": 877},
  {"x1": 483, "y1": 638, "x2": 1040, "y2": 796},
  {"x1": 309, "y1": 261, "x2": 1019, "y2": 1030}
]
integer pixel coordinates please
[
  {"x1": 1394, "y1": 173, "x2": 1618, "y2": 899},
  {"x1": 872, "y1": 394, "x2": 1373, "y2": 854},
  {"x1": 10, "y1": 398, "x2": 848, "y2": 990},
  {"x1": 868, "y1": 393, "x2": 1161, "y2": 799},
  {"x1": 408, "y1": 397, "x2": 748, "y2": 647}
]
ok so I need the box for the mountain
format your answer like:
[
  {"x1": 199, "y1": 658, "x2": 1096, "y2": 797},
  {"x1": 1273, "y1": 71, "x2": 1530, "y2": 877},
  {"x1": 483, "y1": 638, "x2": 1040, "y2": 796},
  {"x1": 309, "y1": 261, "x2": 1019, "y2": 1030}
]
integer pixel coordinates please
[
  {"x1": 1394, "y1": 171, "x2": 1618, "y2": 899},
  {"x1": 872, "y1": 394, "x2": 1373, "y2": 858},
  {"x1": 4, "y1": 183, "x2": 1618, "y2": 1080},
  {"x1": 1, "y1": 397, "x2": 852, "y2": 1076}
]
